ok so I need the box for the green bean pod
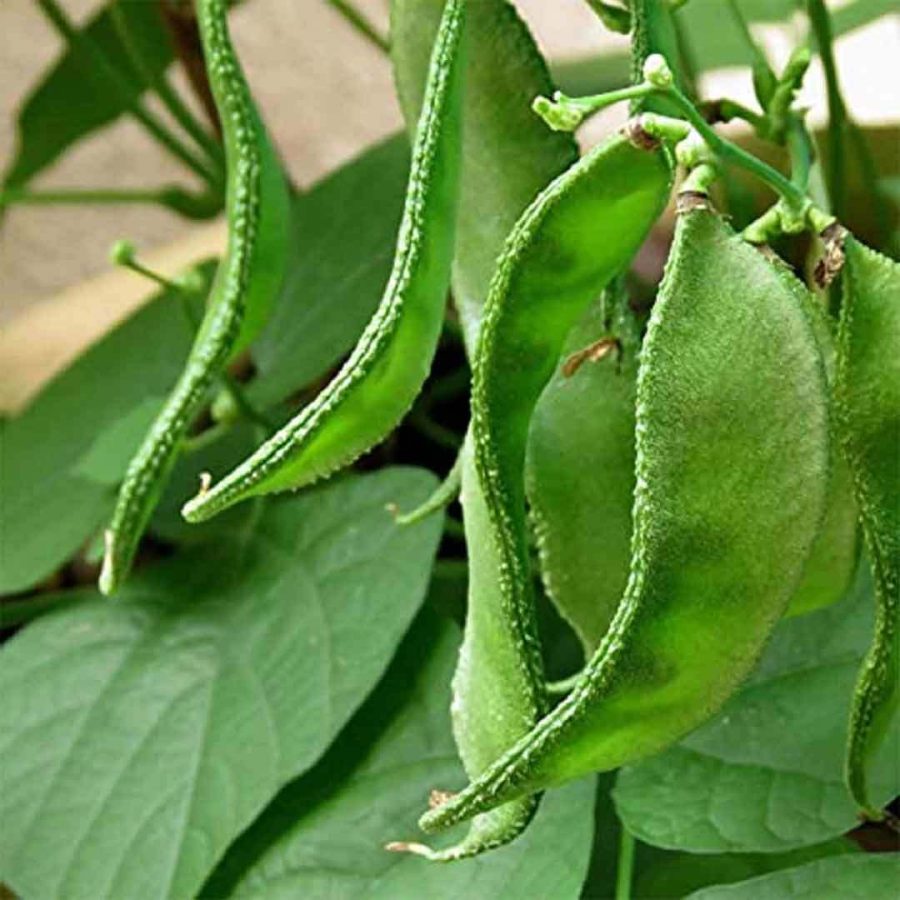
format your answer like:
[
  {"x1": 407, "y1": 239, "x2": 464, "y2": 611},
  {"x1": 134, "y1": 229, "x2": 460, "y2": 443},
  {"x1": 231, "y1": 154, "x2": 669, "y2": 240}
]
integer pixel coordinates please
[
  {"x1": 99, "y1": 0, "x2": 289, "y2": 594},
  {"x1": 525, "y1": 283, "x2": 640, "y2": 653},
  {"x1": 404, "y1": 135, "x2": 671, "y2": 863},
  {"x1": 836, "y1": 237, "x2": 900, "y2": 818},
  {"x1": 783, "y1": 274, "x2": 859, "y2": 617},
  {"x1": 181, "y1": 0, "x2": 465, "y2": 523},
  {"x1": 419, "y1": 205, "x2": 830, "y2": 835},
  {"x1": 387, "y1": 0, "x2": 581, "y2": 861},
  {"x1": 526, "y1": 260, "x2": 857, "y2": 655},
  {"x1": 390, "y1": 0, "x2": 577, "y2": 353}
]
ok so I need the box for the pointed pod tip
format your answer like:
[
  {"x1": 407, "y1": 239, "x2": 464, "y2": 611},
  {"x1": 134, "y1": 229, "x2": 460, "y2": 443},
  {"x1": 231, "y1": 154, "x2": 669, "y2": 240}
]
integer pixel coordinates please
[
  {"x1": 98, "y1": 530, "x2": 116, "y2": 596},
  {"x1": 384, "y1": 841, "x2": 437, "y2": 859},
  {"x1": 181, "y1": 472, "x2": 215, "y2": 523}
]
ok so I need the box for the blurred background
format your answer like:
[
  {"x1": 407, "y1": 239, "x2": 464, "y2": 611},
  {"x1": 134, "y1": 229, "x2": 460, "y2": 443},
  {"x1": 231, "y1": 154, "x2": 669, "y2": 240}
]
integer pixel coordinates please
[{"x1": 1, "y1": 0, "x2": 897, "y2": 410}]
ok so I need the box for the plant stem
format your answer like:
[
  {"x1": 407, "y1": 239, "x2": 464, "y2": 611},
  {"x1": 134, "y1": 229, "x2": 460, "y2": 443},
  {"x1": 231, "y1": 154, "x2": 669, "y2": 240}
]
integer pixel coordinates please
[
  {"x1": 615, "y1": 826, "x2": 636, "y2": 900},
  {"x1": 664, "y1": 84, "x2": 807, "y2": 209},
  {"x1": 806, "y1": 0, "x2": 847, "y2": 217},
  {"x1": 109, "y1": 0, "x2": 224, "y2": 169},
  {"x1": 786, "y1": 116, "x2": 813, "y2": 191},
  {"x1": 325, "y1": 0, "x2": 389, "y2": 53},
  {"x1": 120, "y1": 256, "x2": 183, "y2": 294},
  {"x1": 36, "y1": 0, "x2": 221, "y2": 187},
  {"x1": 539, "y1": 78, "x2": 806, "y2": 209},
  {"x1": 221, "y1": 375, "x2": 278, "y2": 434},
  {"x1": 2, "y1": 186, "x2": 173, "y2": 207}
]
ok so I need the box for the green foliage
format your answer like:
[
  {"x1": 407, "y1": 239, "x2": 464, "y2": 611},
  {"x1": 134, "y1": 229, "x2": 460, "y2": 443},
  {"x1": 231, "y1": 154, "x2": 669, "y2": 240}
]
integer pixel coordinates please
[
  {"x1": 686, "y1": 853, "x2": 900, "y2": 899},
  {"x1": 2, "y1": 1, "x2": 898, "y2": 896},
  {"x1": 614, "y1": 562, "x2": 900, "y2": 853},
  {"x1": 202, "y1": 610, "x2": 595, "y2": 898},
  {"x1": 4, "y1": 1, "x2": 173, "y2": 189},
  {"x1": 0, "y1": 469, "x2": 442, "y2": 899}
]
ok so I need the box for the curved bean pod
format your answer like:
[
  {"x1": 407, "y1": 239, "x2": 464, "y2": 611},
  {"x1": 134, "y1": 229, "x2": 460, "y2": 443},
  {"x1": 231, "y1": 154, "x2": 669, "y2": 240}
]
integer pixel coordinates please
[
  {"x1": 388, "y1": 0, "x2": 581, "y2": 860},
  {"x1": 782, "y1": 270, "x2": 859, "y2": 617},
  {"x1": 420, "y1": 206, "x2": 830, "y2": 834},
  {"x1": 99, "y1": 0, "x2": 289, "y2": 594},
  {"x1": 390, "y1": 0, "x2": 577, "y2": 353},
  {"x1": 407, "y1": 135, "x2": 671, "y2": 862},
  {"x1": 182, "y1": 0, "x2": 465, "y2": 523},
  {"x1": 836, "y1": 237, "x2": 900, "y2": 818},
  {"x1": 526, "y1": 258, "x2": 857, "y2": 656},
  {"x1": 526, "y1": 283, "x2": 640, "y2": 652}
]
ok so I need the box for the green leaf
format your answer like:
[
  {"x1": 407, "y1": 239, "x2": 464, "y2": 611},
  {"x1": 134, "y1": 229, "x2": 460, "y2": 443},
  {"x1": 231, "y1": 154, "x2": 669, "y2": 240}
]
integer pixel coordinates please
[
  {"x1": 0, "y1": 467, "x2": 442, "y2": 900},
  {"x1": 579, "y1": 775, "x2": 855, "y2": 900},
  {"x1": 5, "y1": 1, "x2": 174, "y2": 189},
  {"x1": 249, "y1": 135, "x2": 410, "y2": 408},
  {"x1": 686, "y1": 853, "x2": 900, "y2": 899},
  {"x1": 72, "y1": 395, "x2": 167, "y2": 486},
  {"x1": 202, "y1": 609, "x2": 595, "y2": 898},
  {"x1": 633, "y1": 840, "x2": 857, "y2": 899},
  {"x1": 614, "y1": 562, "x2": 900, "y2": 853},
  {"x1": 0, "y1": 272, "x2": 212, "y2": 595}
]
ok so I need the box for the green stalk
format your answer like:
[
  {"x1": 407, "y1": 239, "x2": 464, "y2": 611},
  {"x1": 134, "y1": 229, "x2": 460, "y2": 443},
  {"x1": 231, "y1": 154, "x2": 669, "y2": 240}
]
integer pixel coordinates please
[
  {"x1": 2, "y1": 186, "x2": 179, "y2": 207},
  {"x1": 36, "y1": 0, "x2": 221, "y2": 186},
  {"x1": 325, "y1": 0, "x2": 389, "y2": 53},
  {"x1": 615, "y1": 826, "x2": 636, "y2": 900},
  {"x1": 806, "y1": 0, "x2": 847, "y2": 217},
  {"x1": 109, "y1": 0, "x2": 224, "y2": 170}
]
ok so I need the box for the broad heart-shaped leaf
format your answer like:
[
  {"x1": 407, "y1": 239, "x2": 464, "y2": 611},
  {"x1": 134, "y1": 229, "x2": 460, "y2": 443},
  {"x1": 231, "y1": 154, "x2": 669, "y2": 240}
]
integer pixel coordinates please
[
  {"x1": 686, "y1": 853, "x2": 900, "y2": 899},
  {"x1": 0, "y1": 271, "x2": 212, "y2": 596},
  {"x1": 202, "y1": 609, "x2": 596, "y2": 899},
  {"x1": 5, "y1": 1, "x2": 174, "y2": 189},
  {"x1": 248, "y1": 134, "x2": 410, "y2": 409},
  {"x1": 0, "y1": 468, "x2": 441, "y2": 900},
  {"x1": 613, "y1": 561, "x2": 900, "y2": 853}
]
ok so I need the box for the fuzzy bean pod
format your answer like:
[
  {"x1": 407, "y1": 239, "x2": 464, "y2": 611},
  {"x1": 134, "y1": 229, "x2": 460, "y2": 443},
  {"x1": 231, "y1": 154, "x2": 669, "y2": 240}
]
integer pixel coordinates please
[
  {"x1": 99, "y1": 0, "x2": 289, "y2": 594},
  {"x1": 182, "y1": 0, "x2": 465, "y2": 523},
  {"x1": 405, "y1": 135, "x2": 671, "y2": 861},
  {"x1": 388, "y1": 0, "x2": 581, "y2": 860},
  {"x1": 526, "y1": 283, "x2": 640, "y2": 652},
  {"x1": 419, "y1": 206, "x2": 830, "y2": 834},
  {"x1": 836, "y1": 237, "x2": 900, "y2": 818}
]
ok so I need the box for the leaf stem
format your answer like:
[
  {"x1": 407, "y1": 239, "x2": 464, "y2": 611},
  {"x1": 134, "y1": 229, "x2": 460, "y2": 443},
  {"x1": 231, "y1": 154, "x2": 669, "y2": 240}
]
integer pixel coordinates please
[
  {"x1": 2, "y1": 186, "x2": 180, "y2": 207},
  {"x1": 36, "y1": 0, "x2": 222, "y2": 187},
  {"x1": 806, "y1": 0, "x2": 847, "y2": 217},
  {"x1": 221, "y1": 376, "x2": 278, "y2": 434},
  {"x1": 325, "y1": 0, "x2": 389, "y2": 53},
  {"x1": 109, "y1": 0, "x2": 224, "y2": 170},
  {"x1": 535, "y1": 68, "x2": 809, "y2": 212},
  {"x1": 615, "y1": 825, "x2": 636, "y2": 900}
]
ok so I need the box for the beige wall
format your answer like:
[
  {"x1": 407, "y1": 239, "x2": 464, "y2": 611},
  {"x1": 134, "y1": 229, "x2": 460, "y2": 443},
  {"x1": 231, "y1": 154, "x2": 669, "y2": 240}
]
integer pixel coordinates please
[{"x1": 0, "y1": 1, "x2": 896, "y2": 409}]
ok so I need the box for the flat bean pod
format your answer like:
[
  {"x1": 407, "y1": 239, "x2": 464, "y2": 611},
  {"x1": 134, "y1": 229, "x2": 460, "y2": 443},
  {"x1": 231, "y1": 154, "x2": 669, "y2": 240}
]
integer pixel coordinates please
[
  {"x1": 390, "y1": 0, "x2": 577, "y2": 353},
  {"x1": 526, "y1": 283, "x2": 640, "y2": 653},
  {"x1": 388, "y1": 0, "x2": 581, "y2": 860},
  {"x1": 420, "y1": 206, "x2": 830, "y2": 834},
  {"x1": 182, "y1": 0, "x2": 465, "y2": 523},
  {"x1": 782, "y1": 270, "x2": 859, "y2": 617},
  {"x1": 409, "y1": 135, "x2": 670, "y2": 862},
  {"x1": 836, "y1": 237, "x2": 900, "y2": 818},
  {"x1": 526, "y1": 256, "x2": 856, "y2": 657},
  {"x1": 99, "y1": 0, "x2": 289, "y2": 594}
]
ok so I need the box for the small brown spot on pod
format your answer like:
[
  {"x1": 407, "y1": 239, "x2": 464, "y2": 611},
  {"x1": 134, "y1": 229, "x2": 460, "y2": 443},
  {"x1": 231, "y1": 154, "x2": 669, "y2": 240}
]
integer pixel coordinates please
[
  {"x1": 623, "y1": 116, "x2": 661, "y2": 151},
  {"x1": 428, "y1": 789, "x2": 456, "y2": 810},
  {"x1": 814, "y1": 222, "x2": 848, "y2": 288},
  {"x1": 676, "y1": 191, "x2": 711, "y2": 215}
]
